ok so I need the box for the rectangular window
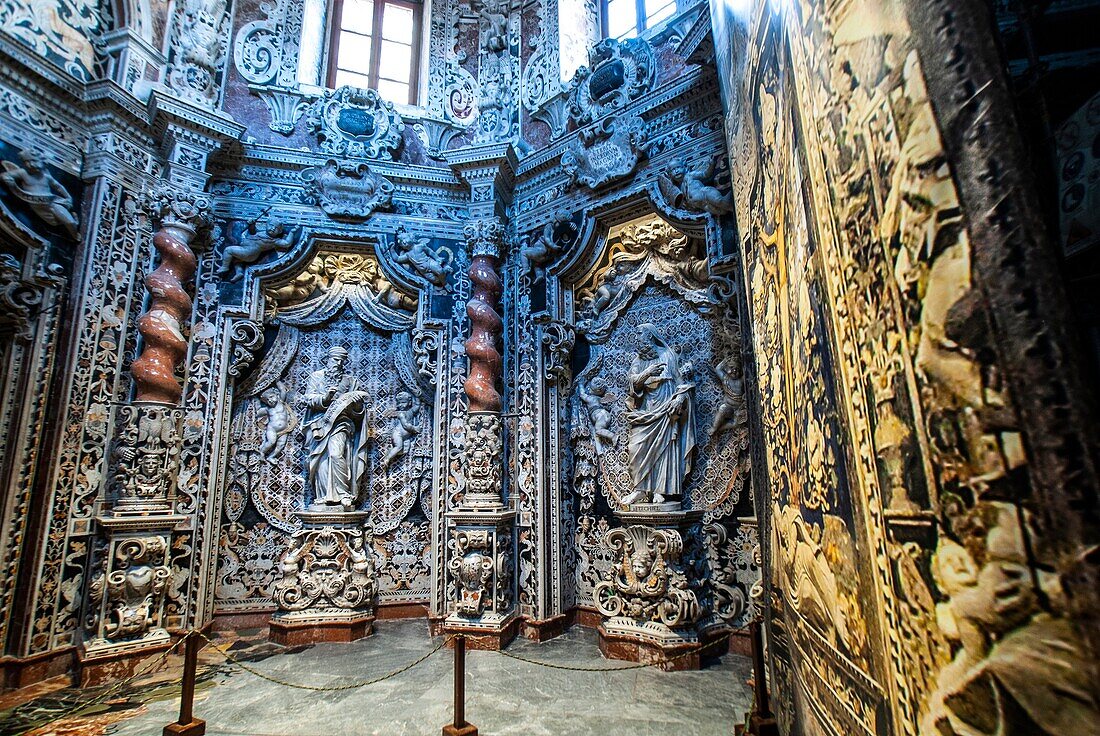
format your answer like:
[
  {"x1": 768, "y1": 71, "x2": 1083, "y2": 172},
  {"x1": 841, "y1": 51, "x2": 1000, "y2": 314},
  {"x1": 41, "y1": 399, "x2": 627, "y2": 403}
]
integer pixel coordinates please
[
  {"x1": 327, "y1": 0, "x2": 423, "y2": 105},
  {"x1": 601, "y1": 0, "x2": 679, "y2": 38}
]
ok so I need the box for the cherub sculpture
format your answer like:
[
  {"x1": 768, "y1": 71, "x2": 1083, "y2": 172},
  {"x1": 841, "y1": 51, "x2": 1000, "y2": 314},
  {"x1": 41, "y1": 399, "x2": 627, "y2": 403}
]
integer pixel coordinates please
[
  {"x1": 588, "y1": 260, "x2": 631, "y2": 316},
  {"x1": 519, "y1": 209, "x2": 575, "y2": 277},
  {"x1": 1, "y1": 149, "x2": 80, "y2": 238},
  {"x1": 710, "y1": 357, "x2": 745, "y2": 436},
  {"x1": 659, "y1": 157, "x2": 733, "y2": 216},
  {"x1": 577, "y1": 375, "x2": 615, "y2": 452},
  {"x1": 383, "y1": 391, "x2": 421, "y2": 468},
  {"x1": 257, "y1": 381, "x2": 295, "y2": 461},
  {"x1": 219, "y1": 215, "x2": 303, "y2": 279},
  {"x1": 393, "y1": 227, "x2": 453, "y2": 287}
]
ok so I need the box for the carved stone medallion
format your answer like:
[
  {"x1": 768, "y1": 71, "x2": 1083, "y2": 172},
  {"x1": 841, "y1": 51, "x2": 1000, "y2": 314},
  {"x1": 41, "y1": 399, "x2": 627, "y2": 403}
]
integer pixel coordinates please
[
  {"x1": 301, "y1": 159, "x2": 395, "y2": 221},
  {"x1": 561, "y1": 115, "x2": 649, "y2": 189},
  {"x1": 566, "y1": 38, "x2": 656, "y2": 127},
  {"x1": 307, "y1": 86, "x2": 405, "y2": 159}
]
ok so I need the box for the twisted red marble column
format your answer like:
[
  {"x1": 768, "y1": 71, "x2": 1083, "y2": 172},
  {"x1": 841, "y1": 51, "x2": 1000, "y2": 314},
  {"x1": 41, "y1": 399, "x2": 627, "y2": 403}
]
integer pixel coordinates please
[
  {"x1": 463, "y1": 218, "x2": 505, "y2": 412},
  {"x1": 133, "y1": 184, "x2": 211, "y2": 404}
]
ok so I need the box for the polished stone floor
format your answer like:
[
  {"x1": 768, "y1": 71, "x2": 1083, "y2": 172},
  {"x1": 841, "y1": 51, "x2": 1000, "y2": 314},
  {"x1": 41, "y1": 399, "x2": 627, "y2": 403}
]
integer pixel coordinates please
[{"x1": 3, "y1": 619, "x2": 753, "y2": 736}]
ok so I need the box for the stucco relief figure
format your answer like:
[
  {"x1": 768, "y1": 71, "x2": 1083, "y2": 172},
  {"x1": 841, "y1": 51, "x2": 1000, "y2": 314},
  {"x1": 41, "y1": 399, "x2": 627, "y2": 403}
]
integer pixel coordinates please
[
  {"x1": 587, "y1": 261, "x2": 631, "y2": 316},
  {"x1": 304, "y1": 347, "x2": 369, "y2": 510},
  {"x1": 219, "y1": 217, "x2": 303, "y2": 279},
  {"x1": 483, "y1": 0, "x2": 509, "y2": 54},
  {"x1": 923, "y1": 501, "x2": 1099, "y2": 735},
  {"x1": 393, "y1": 227, "x2": 453, "y2": 287},
  {"x1": 265, "y1": 258, "x2": 327, "y2": 307},
  {"x1": 577, "y1": 376, "x2": 615, "y2": 453},
  {"x1": 257, "y1": 382, "x2": 295, "y2": 462},
  {"x1": 382, "y1": 391, "x2": 421, "y2": 468},
  {"x1": 1, "y1": 149, "x2": 79, "y2": 238},
  {"x1": 621, "y1": 325, "x2": 696, "y2": 505},
  {"x1": 658, "y1": 157, "x2": 733, "y2": 216}
]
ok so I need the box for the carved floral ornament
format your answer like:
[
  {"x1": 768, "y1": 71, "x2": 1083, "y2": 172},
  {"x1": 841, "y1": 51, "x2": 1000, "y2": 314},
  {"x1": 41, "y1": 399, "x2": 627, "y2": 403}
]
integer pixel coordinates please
[
  {"x1": 272, "y1": 526, "x2": 378, "y2": 612},
  {"x1": 307, "y1": 86, "x2": 405, "y2": 159}
]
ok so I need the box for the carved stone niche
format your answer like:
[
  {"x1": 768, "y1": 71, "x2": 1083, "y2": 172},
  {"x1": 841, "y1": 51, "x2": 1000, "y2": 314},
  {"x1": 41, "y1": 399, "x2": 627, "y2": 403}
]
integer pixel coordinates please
[
  {"x1": 443, "y1": 509, "x2": 518, "y2": 649},
  {"x1": 561, "y1": 115, "x2": 650, "y2": 190},
  {"x1": 307, "y1": 86, "x2": 405, "y2": 159},
  {"x1": 269, "y1": 511, "x2": 378, "y2": 646},
  {"x1": 594, "y1": 509, "x2": 711, "y2": 671}
]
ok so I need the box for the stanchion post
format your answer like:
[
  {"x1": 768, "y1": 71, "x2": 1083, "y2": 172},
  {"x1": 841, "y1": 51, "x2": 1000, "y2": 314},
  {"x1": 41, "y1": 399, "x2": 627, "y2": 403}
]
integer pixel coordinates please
[
  {"x1": 164, "y1": 631, "x2": 206, "y2": 736},
  {"x1": 748, "y1": 621, "x2": 778, "y2": 736},
  {"x1": 442, "y1": 635, "x2": 477, "y2": 736}
]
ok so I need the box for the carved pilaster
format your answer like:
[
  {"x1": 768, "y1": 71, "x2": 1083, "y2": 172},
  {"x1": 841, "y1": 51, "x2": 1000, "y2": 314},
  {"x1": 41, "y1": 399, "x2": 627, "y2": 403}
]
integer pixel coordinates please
[
  {"x1": 83, "y1": 527, "x2": 176, "y2": 661},
  {"x1": 443, "y1": 509, "x2": 517, "y2": 648}
]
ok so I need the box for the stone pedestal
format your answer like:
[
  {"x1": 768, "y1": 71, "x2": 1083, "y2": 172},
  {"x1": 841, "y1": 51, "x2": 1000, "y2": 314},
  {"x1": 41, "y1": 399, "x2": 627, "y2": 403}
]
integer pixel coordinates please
[
  {"x1": 443, "y1": 508, "x2": 518, "y2": 650},
  {"x1": 268, "y1": 511, "x2": 377, "y2": 645},
  {"x1": 594, "y1": 507, "x2": 706, "y2": 669}
]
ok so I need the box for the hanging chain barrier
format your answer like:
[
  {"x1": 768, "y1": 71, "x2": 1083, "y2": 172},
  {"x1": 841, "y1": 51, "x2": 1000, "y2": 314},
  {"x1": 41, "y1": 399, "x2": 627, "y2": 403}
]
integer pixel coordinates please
[
  {"x1": 194, "y1": 630, "x2": 453, "y2": 692},
  {"x1": 494, "y1": 631, "x2": 734, "y2": 672},
  {"x1": 11, "y1": 626, "x2": 741, "y2": 735}
]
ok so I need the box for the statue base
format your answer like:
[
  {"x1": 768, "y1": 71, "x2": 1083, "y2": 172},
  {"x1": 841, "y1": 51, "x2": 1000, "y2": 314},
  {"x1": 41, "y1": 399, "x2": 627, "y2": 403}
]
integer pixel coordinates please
[
  {"x1": 78, "y1": 630, "x2": 173, "y2": 686},
  {"x1": 442, "y1": 507, "x2": 517, "y2": 650},
  {"x1": 269, "y1": 610, "x2": 375, "y2": 646},
  {"x1": 598, "y1": 620, "x2": 702, "y2": 671},
  {"x1": 268, "y1": 510, "x2": 377, "y2": 646},
  {"x1": 443, "y1": 612, "x2": 520, "y2": 651}
]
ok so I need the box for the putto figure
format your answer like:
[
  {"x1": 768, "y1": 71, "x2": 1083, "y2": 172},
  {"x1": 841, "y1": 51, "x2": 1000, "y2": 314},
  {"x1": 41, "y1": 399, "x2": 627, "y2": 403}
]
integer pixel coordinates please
[
  {"x1": 393, "y1": 227, "x2": 453, "y2": 287},
  {"x1": 577, "y1": 375, "x2": 615, "y2": 453},
  {"x1": 710, "y1": 357, "x2": 745, "y2": 436},
  {"x1": 382, "y1": 391, "x2": 421, "y2": 468},
  {"x1": 1, "y1": 149, "x2": 80, "y2": 238},
  {"x1": 658, "y1": 157, "x2": 733, "y2": 216},
  {"x1": 621, "y1": 325, "x2": 696, "y2": 505},
  {"x1": 219, "y1": 216, "x2": 303, "y2": 279},
  {"x1": 257, "y1": 381, "x2": 295, "y2": 462},
  {"x1": 303, "y1": 346, "x2": 369, "y2": 511}
]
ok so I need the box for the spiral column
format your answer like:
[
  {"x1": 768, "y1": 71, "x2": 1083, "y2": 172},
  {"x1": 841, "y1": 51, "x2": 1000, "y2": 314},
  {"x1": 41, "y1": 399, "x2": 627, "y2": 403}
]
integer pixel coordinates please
[{"x1": 132, "y1": 183, "x2": 211, "y2": 403}]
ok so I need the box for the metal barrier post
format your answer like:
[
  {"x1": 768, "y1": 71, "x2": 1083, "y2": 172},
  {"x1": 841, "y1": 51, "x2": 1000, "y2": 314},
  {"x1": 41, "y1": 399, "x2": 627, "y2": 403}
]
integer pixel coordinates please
[
  {"x1": 748, "y1": 621, "x2": 778, "y2": 736},
  {"x1": 164, "y1": 631, "x2": 206, "y2": 736},
  {"x1": 442, "y1": 635, "x2": 477, "y2": 736}
]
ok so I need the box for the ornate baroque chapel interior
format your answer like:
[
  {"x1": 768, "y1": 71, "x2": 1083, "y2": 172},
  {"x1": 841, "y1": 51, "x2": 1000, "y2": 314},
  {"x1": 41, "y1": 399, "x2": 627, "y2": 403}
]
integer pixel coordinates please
[{"x1": 0, "y1": 0, "x2": 1098, "y2": 733}]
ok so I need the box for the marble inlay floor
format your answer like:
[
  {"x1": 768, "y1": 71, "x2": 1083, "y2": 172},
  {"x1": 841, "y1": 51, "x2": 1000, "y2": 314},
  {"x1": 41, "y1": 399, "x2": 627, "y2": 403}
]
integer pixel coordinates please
[{"x1": 1, "y1": 619, "x2": 753, "y2": 736}]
